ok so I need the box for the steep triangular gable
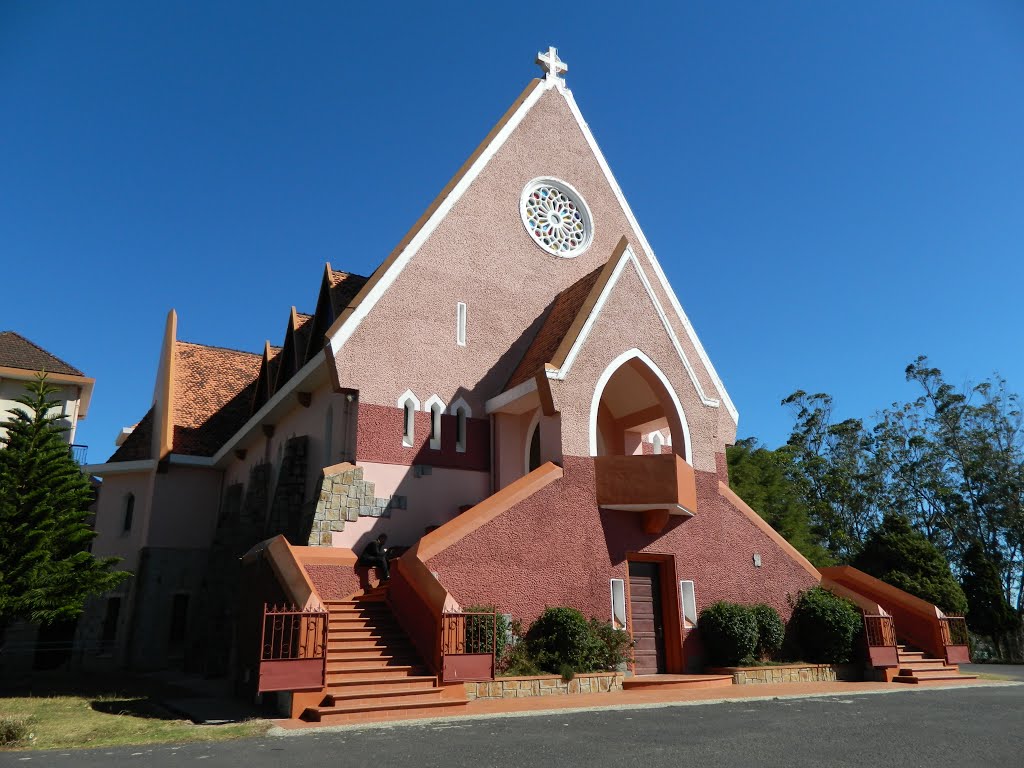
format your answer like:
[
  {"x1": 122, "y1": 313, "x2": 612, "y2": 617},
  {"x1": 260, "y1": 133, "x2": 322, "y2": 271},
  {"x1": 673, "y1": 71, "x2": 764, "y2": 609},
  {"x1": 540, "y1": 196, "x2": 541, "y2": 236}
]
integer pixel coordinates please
[{"x1": 323, "y1": 71, "x2": 738, "y2": 425}]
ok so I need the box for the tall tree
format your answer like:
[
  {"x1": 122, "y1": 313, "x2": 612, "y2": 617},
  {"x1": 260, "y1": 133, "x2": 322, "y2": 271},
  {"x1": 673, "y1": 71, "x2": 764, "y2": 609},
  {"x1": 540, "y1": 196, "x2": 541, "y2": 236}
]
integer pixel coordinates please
[
  {"x1": 852, "y1": 513, "x2": 968, "y2": 614},
  {"x1": 726, "y1": 438, "x2": 833, "y2": 566},
  {"x1": 0, "y1": 374, "x2": 128, "y2": 640},
  {"x1": 782, "y1": 391, "x2": 879, "y2": 561},
  {"x1": 960, "y1": 541, "x2": 1020, "y2": 657}
]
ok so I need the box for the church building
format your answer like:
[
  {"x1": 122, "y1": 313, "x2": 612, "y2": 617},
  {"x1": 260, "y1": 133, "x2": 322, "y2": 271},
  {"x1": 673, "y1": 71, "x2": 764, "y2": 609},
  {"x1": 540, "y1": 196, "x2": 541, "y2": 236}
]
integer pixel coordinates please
[{"x1": 81, "y1": 49, "x2": 870, "y2": 718}]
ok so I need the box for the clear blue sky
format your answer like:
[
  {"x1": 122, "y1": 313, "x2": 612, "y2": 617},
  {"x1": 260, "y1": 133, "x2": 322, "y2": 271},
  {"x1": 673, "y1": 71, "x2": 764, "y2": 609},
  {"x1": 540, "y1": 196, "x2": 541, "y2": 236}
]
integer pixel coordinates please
[{"x1": 3, "y1": 1, "x2": 1023, "y2": 461}]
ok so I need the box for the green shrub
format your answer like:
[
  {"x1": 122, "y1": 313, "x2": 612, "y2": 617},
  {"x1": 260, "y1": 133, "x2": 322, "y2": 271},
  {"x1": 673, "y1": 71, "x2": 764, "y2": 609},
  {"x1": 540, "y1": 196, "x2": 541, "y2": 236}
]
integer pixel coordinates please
[
  {"x1": 750, "y1": 603, "x2": 785, "y2": 660},
  {"x1": 790, "y1": 587, "x2": 861, "y2": 663},
  {"x1": 463, "y1": 604, "x2": 509, "y2": 663},
  {"x1": 584, "y1": 618, "x2": 633, "y2": 671},
  {"x1": 526, "y1": 607, "x2": 592, "y2": 673},
  {"x1": 0, "y1": 715, "x2": 35, "y2": 746},
  {"x1": 559, "y1": 663, "x2": 575, "y2": 682},
  {"x1": 698, "y1": 601, "x2": 758, "y2": 666}
]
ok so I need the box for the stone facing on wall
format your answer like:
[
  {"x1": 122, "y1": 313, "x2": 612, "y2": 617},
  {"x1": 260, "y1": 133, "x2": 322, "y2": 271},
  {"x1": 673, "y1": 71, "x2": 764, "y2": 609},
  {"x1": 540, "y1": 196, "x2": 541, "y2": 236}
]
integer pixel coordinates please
[
  {"x1": 267, "y1": 436, "x2": 309, "y2": 540},
  {"x1": 307, "y1": 463, "x2": 406, "y2": 546},
  {"x1": 711, "y1": 664, "x2": 860, "y2": 685},
  {"x1": 464, "y1": 672, "x2": 624, "y2": 699}
]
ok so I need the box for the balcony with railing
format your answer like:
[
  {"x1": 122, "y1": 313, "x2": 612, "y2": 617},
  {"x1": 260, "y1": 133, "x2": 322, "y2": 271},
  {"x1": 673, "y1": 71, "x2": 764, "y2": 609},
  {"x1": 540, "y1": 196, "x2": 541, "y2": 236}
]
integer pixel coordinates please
[
  {"x1": 71, "y1": 444, "x2": 88, "y2": 464},
  {"x1": 595, "y1": 453, "x2": 697, "y2": 533}
]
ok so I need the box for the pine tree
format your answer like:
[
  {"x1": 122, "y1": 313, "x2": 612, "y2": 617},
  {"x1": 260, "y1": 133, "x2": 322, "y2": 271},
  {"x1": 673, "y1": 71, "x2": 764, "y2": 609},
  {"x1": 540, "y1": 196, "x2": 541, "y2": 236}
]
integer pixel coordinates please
[{"x1": 0, "y1": 373, "x2": 129, "y2": 638}]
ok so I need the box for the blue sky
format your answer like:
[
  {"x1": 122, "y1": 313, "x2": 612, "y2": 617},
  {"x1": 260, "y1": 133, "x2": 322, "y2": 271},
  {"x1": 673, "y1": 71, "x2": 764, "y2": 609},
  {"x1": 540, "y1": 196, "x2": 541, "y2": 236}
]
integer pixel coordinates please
[{"x1": 3, "y1": 1, "x2": 1023, "y2": 460}]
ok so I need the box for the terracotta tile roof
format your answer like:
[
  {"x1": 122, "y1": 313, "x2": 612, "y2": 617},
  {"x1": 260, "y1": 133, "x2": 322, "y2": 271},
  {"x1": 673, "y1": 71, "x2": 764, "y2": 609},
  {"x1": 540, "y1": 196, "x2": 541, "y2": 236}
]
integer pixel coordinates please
[
  {"x1": 108, "y1": 407, "x2": 154, "y2": 462},
  {"x1": 171, "y1": 341, "x2": 262, "y2": 456},
  {"x1": 0, "y1": 331, "x2": 84, "y2": 376},
  {"x1": 505, "y1": 264, "x2": 605, "y2": 389},
  {"x1": 329, "y1": 270, "x2": 368, "y2": 314}
]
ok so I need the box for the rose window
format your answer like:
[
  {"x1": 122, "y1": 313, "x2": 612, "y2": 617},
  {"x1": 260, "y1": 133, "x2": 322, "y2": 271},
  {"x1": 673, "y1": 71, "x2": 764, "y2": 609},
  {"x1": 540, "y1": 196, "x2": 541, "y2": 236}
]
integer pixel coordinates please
[{"x1": 520, "y1": 179, "x2": 593, "y2": 257}]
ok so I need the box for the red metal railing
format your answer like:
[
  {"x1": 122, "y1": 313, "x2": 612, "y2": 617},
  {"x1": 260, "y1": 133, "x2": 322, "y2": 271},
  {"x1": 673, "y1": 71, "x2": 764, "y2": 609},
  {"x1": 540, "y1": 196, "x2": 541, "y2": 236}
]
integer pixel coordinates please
[
  {"x1": 939, "y1": 616, "x2": 969, "y2": 647},
  {"x1": 440, "y1": 610, "x2": 497, "y2": 683},
  {"x1": 864, "y1": 614, "x2": 897, "y2": 647},
  {"x1": 257, "y1": 603, "x2": 328, "y2": 693}
]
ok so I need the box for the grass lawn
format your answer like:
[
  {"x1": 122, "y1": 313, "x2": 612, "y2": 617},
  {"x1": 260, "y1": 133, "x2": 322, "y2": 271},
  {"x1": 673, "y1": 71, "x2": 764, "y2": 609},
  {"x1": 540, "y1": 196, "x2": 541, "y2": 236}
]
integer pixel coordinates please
[{"x1": 0, "y1": 672, "x2": 270, "y2": 751}]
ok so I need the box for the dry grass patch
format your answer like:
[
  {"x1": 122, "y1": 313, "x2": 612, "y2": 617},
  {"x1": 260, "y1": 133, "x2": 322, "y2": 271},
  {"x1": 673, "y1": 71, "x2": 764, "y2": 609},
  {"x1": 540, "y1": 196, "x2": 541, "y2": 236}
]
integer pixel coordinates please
[{"x1": 0, "y1": 695, "x2": 268, "y2": 751}]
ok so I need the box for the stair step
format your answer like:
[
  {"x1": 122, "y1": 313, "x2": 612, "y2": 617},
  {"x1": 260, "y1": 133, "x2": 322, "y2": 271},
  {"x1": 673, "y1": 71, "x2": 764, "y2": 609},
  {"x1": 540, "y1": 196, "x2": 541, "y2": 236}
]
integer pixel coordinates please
[
  {"x1": 326, "y1": 676, "x2": 438, "y2": 694},
  {"x1": 328, "y1": 627, "x2": 407, "y2": 639},
  {"x1": 894, "y1": 673, "x2": 977, "y2": 684},
  {"x1": 329, "y1": 616, "x2": 399, "y2": 626},
  {"x1": 327, "y1": 658, "x2": 420, "y2": 670},
  {"x1": 327, "y1": 665, "x2": 424, "y2": 680},
  {"x1": 898, "y1": 658, "x2": 947, "y2": 667},
  {"x1": 303, "y1": 698, "x2": 466, "y2": 723},
  {"x1": 325, "y1": 688, "x2": 445, "y2": 707},
  {"x1": 330, "y1": 645, "x2": 416, "y2": 658},
  {"x1": 328, "y1": 640, "x2": 415, "y2": 653},
  {"x1": 899, "y1": 666, "x2": 957, "y2": 674}
]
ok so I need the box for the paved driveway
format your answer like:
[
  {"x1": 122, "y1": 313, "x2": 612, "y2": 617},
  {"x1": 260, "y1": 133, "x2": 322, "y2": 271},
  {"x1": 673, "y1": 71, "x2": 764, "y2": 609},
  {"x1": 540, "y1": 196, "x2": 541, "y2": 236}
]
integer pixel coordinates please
[{"x1": 3, "y1": 684, "x2": 1021, "y2": 768}]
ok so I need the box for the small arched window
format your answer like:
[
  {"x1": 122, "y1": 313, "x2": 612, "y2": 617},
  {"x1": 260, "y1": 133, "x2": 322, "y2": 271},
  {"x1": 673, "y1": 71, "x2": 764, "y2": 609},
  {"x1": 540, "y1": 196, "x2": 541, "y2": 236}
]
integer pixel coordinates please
[
  {"x1": 424, "y1": 395, "x2": 446, "y2": 451},
  {"x1": 122, "y1": 493, "x2": 135, "y2": 533},
  {"x1": 651, "y1": 432, "x2": 664, "y2": 455},
  {"x1": 397, "y1": 390, "x2": 421, "y2": 447}
]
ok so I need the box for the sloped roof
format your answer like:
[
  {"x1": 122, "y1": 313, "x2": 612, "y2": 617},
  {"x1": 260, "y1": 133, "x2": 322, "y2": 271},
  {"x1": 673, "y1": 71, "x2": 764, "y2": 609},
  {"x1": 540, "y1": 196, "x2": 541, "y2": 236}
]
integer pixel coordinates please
[
  {"x1": 505, "y1": 264, "x2": 605, "y2": 389},
  {"x1": 171, "y1": 341, "x2": 262, "y2": 456},
  {"x1": 0, "y1": 331, "x2": 84, "y2": 376},
  {"x1": 108, "y1": 407, "x2": 154, "y2": 462},
  {"x1": 329, "y1": 270, "x2": 368, "y2": 315}
]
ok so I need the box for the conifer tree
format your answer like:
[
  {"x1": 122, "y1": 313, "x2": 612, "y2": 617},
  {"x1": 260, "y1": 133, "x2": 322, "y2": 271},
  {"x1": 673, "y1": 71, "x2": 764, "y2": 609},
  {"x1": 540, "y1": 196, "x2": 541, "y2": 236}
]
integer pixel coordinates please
[{"x1": 0, "y1": 373, "x2": 128, "y2": 640}]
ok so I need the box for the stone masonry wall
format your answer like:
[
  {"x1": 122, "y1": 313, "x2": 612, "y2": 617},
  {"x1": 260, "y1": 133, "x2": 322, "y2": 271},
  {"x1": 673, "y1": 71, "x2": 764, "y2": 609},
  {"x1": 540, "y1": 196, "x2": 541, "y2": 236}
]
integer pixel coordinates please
[
  {"x1": 464, "y1": 672, "x2": 624, "y2": 699},
  {"x1": 712, "y1": 663, "x2": 860, "y2": 685},
  {"x1": 267, "y1": 436, "x2": 309, "y2": 542},
  {"x1": 306, "y1": 464, "x2": 406, "y2": 546}
]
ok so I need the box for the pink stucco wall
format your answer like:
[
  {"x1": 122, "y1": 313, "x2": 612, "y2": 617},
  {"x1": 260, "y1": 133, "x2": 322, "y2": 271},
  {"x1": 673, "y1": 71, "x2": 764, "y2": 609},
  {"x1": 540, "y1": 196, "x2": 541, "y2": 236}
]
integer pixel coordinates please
[
  {"x1": 425, "y1": 457, "x2": 818, "y2": 644},
  {"x1": 355, "y1": 403, "x2": 489, "y2": 472},
  {"x1": 330, "y1": 461, "x2": 490, "y2": 551},
  {"x1": 91, "y1": 470, "x2": 155, "y2": 572},
  {"x1": 333, "y1": 86, "x2": 734, "y2": 447},
  {"x1": 148, "y1": 466, "x2": 223, "y2": 550}
]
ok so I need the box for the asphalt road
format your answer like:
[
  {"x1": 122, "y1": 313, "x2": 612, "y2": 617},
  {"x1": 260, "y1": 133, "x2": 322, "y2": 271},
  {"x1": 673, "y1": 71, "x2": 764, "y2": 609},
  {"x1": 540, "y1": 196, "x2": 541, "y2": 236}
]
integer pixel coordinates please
[
  {"x1": 961, "y1": 663, "x2": 1024, "y2": 681},
  {"x1": 4, "y1": 684, "x2": 1022, "y2": 768}
]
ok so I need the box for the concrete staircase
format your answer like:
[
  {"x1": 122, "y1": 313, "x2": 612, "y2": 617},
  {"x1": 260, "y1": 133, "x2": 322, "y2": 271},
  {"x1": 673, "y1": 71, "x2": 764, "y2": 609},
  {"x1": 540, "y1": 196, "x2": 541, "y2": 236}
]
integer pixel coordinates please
[
  {"x1": 892, "y1": 645, "x2": 977, "y2": 684},
  {"x1": 300, "y1": 587, "x2": 467, "y2": 724}
]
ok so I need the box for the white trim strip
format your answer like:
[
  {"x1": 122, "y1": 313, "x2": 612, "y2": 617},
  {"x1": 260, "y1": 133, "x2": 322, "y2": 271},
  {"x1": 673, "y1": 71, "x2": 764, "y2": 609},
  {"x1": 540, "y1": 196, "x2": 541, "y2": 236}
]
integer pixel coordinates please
[
  {"x1": 484, "y1": 377, "x2": 537, "y2": 414},
  {"x1": 82, "y1": 459, "x2": 157, "y2": 475}
]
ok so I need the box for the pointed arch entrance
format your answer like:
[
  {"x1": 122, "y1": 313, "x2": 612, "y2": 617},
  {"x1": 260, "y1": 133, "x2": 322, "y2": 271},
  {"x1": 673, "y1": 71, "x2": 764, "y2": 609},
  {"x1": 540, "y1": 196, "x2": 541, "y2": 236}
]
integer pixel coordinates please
[{"x1": 589, "y1": 349, "x2": 692, "y2": 462}]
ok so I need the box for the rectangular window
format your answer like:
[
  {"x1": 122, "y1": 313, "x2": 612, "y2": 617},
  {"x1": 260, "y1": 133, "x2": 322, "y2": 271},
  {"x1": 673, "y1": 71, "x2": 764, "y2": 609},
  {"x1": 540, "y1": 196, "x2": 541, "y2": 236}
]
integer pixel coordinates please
[
  {"x1": 610, "y1": 578, "x2": 626, "y2": 630},
  {"x1": 680, "y1": 580, "x2": 697, "y2": 627},
  {"x1": 100, "y1": 597, "x2": 121, "y2": 654},
  {"x1": 456, "y1": 302, "x2": 467, "y2": 346}
]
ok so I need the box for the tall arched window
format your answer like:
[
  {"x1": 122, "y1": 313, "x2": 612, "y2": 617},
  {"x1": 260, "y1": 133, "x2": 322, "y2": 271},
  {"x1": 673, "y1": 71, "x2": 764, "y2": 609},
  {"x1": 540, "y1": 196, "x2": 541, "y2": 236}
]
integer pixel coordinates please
[
  {"x1": 397, "y1": 390, "x2": 420, "y2": 447},
  {"x1": 528, "y1": 422, "x2": 541, "y2": 472},
  {"x1": 651, "y1": 432, "x2": 664, "y2": 455},
  {"x1": 424, "y1": 395, "x2": 446, "y2": 451}
]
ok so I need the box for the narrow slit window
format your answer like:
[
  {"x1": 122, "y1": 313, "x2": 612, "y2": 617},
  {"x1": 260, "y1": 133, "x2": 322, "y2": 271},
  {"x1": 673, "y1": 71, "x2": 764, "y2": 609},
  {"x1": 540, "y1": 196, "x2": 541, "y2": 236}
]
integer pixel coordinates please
[
  {"x1": 430, "y1": 402, "x2": 443, "y2": 450},
  {"x1": 456, "y1": 407, "x2": 467, "y2": 453},
  {"x1": 122, "y1": 493, "x2": 135, "y2": 533},
  {"x1": 680, "y1": 580, "x2": 697, "y2": 627},
  {"x1": 652, "y1": 432, "x2": 664, "y2": 455},
  {"x1": 610, "y1": 578, "x2": 626, "y2": 630},
  {"x1": 403, "y1": 401, "x2": 416, "y2": 447},
  {"x1": 456, "y1": 302, "x2": 467, "y2": 346}
]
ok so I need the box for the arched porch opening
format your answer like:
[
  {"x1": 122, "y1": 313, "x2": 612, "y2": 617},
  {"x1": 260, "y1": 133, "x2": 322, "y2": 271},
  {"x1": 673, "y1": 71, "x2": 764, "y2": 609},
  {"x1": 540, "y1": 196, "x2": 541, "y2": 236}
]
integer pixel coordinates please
[{"x1": 589, "y1": 349, "x2": 691, "y2": 462}]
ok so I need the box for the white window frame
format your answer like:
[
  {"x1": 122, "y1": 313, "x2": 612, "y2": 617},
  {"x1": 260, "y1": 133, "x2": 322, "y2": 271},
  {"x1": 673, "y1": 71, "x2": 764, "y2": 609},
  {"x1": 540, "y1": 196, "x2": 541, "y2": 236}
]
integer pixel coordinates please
[
  {"x1": 680, "y1": 579, "x2": 698, "y2": 628},
  {"x1": 450, "y1": 397, "x2": 471, "y2": 453},
  {"x1": 610, "y1": 578, "x2": 626, "y2": 630},
  {"x1": 456, "y1": 302, "x2": 467, "y2": 346},
  {"x1": 397, "y1": 390, "x2": 421, "y2": 447},
  {"x1": 651, "y1": 432, "x2": 664, "y2": 455},
  {"x1": 424, "y1": 395, "x2": 446, "y2": 451}
]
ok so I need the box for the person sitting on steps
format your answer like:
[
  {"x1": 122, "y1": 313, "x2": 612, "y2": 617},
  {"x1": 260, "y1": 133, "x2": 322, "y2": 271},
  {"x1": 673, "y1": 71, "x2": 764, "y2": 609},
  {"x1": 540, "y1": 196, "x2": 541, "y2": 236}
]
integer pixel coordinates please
[{"x1": 357, "y1": 533, "x2": 390, "y2": 584}]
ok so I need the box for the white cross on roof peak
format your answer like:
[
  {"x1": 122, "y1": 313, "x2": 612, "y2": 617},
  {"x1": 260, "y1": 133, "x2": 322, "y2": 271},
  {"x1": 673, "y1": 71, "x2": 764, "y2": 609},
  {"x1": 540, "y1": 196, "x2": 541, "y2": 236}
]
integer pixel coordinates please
[{"x1": 536, "y1": 46, "x2": 568, "y2": 85}]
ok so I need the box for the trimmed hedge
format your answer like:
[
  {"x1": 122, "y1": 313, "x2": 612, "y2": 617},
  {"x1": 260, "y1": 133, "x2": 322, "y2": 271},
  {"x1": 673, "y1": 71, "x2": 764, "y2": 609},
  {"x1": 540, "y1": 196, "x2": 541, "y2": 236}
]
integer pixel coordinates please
[
  {"x1": 698, "y1": 601, "x2": 759, "y2": 666},
  {"x1": 750, "y1": 603, "x2": 785, "y2": 660},
  {"x1": 790, "y1": 587, "x2": 861, "y2": 663},
  {"x1": 526, "y1": 607, "x2": 593, "y2": 673}
]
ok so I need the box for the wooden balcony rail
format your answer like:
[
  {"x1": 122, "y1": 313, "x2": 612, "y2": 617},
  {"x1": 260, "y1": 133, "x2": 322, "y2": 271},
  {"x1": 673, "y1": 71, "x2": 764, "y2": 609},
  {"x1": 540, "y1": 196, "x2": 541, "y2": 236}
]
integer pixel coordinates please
[
  {"x1": 258, "y1": 603, "x2": 328, "y2": 693},
  {"x1": 440, "y1": 610, "x2": 497, "y2": 683},
  {"x1": 939, "y1": 616, "x2": 969, "y2": 647}
]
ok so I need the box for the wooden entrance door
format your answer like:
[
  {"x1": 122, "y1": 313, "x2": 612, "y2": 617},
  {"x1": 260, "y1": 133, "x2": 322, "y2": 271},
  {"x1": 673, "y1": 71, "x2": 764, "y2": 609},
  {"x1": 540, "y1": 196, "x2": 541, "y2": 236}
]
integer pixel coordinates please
[{"x1": 628, "y1": 561, "x2": 666, "y2": 675}]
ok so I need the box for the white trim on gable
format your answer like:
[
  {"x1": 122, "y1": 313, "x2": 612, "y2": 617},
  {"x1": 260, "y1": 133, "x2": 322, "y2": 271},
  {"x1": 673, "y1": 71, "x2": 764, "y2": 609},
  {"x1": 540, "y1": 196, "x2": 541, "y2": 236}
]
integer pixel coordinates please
[
  {"x1": 448, "y1": 396, "x2": 472, "y2": 418},
  {"x1": 397, "y1": 390, "x2": 421, "y2": 411},
  {"x1": 424, "y1": 394, "x2": 446, "y2": 450},
  {"x1": 326, "y1": 80, "x2": 547, "y2": 360},
  {"x1": 588, "y1": 348, "x2": 693, "y2": 461},
  {"x1": 551, "y1": 244, "x2": 720, "y2": 416},
  {"x1": 559, "y1": 87, "x2": 739, "y2": 426}
]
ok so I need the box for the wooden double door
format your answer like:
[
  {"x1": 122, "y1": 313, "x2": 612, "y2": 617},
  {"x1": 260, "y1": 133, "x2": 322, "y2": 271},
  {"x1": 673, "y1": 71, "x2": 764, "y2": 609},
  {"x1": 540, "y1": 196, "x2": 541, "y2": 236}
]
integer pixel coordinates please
[{"x1": 628, "y1": 561, "x2": 666, "y2": 675}]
